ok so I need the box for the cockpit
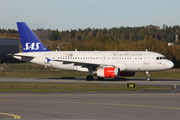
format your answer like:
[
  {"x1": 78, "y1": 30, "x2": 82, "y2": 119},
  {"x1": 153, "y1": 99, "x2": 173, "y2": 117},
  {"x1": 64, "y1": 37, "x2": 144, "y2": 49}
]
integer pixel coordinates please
[{"x1": 156, "y1": 57, "x2": 167, "y2": 60}]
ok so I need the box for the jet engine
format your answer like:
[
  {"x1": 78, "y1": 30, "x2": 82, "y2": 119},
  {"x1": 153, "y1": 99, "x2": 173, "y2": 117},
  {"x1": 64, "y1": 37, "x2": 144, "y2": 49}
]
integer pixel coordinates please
[{"x1": 93, "y1": 67, "x2": 120, "y2": 78}]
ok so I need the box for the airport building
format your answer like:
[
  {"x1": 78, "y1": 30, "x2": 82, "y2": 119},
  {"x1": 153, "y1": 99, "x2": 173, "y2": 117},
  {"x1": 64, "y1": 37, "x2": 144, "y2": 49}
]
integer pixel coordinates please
[{"x1": 0, "y1": 39, "x2": 19, "y2": 63}]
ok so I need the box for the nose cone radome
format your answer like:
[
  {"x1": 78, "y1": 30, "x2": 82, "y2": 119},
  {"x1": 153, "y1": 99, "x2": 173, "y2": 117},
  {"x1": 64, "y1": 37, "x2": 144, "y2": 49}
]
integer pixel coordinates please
[{"x1": 168, "y1": 61, "x2": 174, "y2": 69}]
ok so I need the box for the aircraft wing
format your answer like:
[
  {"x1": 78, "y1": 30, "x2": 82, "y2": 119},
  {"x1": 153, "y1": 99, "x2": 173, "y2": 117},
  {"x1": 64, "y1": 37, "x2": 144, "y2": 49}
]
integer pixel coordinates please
[
  {"x1": 51, "y1": 58, "x2": 127, "y2": 71},
  {"x1": 51, "y1": 59, "x2": 109, "y2": 70}
]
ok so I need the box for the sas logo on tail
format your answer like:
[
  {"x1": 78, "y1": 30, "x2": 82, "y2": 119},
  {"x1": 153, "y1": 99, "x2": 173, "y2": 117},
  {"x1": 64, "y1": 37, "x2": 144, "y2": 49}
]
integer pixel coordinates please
[{"x1": 23, "y1": 42, "x2": 41, "y2": 50}]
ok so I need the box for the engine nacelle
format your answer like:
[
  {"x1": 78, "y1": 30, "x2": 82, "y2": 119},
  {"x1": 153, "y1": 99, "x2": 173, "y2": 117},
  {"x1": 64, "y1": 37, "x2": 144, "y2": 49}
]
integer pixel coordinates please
[
  {"x1": 120, "y1": 71, "x2": 135, "y2": 76},
  {"x1": 93, "y1": 67, "x2": 120, "y2": 78}
]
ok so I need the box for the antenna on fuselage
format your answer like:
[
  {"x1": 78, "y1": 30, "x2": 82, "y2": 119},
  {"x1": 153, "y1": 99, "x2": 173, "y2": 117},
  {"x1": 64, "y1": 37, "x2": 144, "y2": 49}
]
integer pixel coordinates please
[
  {"x1": 75, "y1": 49, "x2": 77, "y2": 51},
  {"x1": 146, "y1": 49, "x2": 148, "y2": 52}
]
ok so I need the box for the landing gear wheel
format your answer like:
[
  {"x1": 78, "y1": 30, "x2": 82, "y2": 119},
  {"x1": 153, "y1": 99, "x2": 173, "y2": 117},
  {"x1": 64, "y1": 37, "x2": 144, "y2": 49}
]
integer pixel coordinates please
[
  {"x1": 147, "y1": 77, "x2": 151, "y2": 81},
  {"x1": 86, "y1": 75, "x2": 94, "y2": 81},
  {"x1": 97, "y1": 77, "x2": 104, "y2": 80}
]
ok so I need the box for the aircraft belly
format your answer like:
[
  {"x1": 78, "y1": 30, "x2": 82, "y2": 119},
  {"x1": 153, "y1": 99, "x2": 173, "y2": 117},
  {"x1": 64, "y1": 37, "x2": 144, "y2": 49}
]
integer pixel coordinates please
[{"x1": 49, "y1": 62, "x2": 75, "y2": 70}]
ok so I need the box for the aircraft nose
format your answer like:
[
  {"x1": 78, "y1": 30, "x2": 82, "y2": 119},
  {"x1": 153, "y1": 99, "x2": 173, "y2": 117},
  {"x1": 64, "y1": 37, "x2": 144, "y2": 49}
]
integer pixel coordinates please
[{"x1": 168, "y1": 61, "x2": 174, "y2": 68}]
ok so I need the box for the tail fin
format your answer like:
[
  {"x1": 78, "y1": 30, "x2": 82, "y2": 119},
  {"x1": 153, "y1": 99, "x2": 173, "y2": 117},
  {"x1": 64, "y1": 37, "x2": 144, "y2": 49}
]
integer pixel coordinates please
[{"x1": 17, "y1": 22, "x2": 50, "y2": 52}]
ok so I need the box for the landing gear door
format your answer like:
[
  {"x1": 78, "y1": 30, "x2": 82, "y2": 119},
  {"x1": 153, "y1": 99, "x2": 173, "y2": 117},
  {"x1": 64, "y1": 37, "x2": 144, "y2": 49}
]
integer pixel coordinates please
[
  {"x1": 144, "y1": 53, "x2": 150, "y2": 65},
  {"x1": 45, "y1": 53, "x2": 50, "y2": 64}
]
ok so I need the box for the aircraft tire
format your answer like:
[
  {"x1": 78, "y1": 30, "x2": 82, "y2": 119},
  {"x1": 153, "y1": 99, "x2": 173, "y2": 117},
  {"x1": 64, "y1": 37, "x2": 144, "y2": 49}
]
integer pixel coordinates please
[
  {"x1": 86, "y1": 75, "x2": 94, "y2": 81},
  {"x1": 147, "y1": 77, "x2": 151, "y2": 81}
]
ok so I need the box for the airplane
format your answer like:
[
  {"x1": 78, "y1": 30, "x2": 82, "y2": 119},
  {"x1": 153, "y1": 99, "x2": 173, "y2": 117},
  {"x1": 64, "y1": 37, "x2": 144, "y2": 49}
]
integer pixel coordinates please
[{"x1": 13, "y1": 22, "x2": 174, "y2": 81}]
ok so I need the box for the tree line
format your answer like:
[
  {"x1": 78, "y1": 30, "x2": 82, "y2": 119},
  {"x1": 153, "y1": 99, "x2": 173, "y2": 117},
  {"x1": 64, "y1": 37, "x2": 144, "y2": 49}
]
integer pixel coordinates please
[
  {"x1": 33, "y1": 24, "x2": 180, "y2": 43},
  {"x1": 1, "y1": 24, "x2": 180, "y2": 43},
  {"x1": 0, "y1": 28, "x2": 18, "y2": 34}
]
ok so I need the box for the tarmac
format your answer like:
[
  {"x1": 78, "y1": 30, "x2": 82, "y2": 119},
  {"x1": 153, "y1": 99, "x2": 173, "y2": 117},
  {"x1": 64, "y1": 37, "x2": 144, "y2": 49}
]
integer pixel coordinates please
[{"x1": 0, "y1": 78, "x2": 180, "y2": 120}]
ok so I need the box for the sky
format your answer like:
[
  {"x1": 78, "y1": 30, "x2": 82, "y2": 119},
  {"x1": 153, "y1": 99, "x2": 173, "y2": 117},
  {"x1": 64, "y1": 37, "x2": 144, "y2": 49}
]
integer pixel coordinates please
[{"x1": 0, "y1": 0, "x2": 180, "y2": 31}]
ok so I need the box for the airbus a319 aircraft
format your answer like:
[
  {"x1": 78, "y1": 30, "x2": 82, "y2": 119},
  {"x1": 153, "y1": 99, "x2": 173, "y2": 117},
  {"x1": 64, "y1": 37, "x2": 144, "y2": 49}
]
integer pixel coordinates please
[{"x1": 13, "y1": 22, "x2": 174, "y2": 81}]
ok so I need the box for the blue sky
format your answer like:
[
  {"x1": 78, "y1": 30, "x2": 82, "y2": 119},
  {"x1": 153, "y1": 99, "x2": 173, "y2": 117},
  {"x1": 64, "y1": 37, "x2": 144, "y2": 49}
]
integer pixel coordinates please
[{"x1": 0, "y1": 0, "x2": 180, "y2": 31}]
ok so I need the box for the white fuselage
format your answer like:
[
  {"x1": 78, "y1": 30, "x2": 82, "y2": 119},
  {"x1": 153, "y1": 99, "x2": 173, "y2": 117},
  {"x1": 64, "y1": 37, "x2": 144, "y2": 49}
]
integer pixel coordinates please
[{"x1": 14, "y1": 51, "x2": 174, "y2": 72}]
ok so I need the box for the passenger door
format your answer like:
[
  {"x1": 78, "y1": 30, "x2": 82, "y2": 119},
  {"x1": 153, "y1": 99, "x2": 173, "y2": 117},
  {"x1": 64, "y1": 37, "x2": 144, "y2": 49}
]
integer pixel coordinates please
[{"x1": 144, "y1": 53, "x2": 150, "y2": 65}]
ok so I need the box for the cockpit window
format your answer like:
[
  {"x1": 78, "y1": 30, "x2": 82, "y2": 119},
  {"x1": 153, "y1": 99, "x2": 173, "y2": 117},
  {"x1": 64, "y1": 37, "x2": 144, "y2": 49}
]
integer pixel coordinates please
[{"x1": 156, "y1": 56, "x2": 167, "y2": 60}]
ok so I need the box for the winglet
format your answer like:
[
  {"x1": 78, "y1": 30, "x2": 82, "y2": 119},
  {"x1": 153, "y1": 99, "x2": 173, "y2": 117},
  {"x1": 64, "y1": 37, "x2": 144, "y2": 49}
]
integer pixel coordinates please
[{"x1": 17, "y1": 22, "x2": 50, "y2": 52}]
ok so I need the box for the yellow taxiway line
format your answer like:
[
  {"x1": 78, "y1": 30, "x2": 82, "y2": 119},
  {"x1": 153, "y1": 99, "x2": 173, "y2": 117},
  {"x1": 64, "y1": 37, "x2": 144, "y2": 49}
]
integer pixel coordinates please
[{"x1": 0, "y1": 113, "x2": 20, "y2": 119}]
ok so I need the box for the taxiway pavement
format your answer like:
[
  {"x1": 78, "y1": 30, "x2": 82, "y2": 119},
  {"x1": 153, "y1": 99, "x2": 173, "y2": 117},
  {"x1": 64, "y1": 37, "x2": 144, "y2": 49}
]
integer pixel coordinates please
[
  {"x1": 0, "y1": 78, "x2": 180, "y2": 120},
  {"x1": 0, "y1": 93, "x2": 180, "y2": 120}
]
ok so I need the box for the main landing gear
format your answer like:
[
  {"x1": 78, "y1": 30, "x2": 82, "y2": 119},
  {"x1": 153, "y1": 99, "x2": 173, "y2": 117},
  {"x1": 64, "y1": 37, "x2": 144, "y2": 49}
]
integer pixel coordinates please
[
  {"x1": 86, "y1": 75, "x2": 94, "y2": 81},
  {"x1": 146, "y1": 71, "x2": 151, "y2": 81},
  {"x1": 86, "y1": 69, "x2": 94, "y2": 81}
]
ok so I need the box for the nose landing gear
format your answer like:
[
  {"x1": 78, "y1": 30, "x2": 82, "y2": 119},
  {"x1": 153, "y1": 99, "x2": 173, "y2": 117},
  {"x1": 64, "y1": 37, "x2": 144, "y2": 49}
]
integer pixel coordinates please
[{"x1": 146, "y1": 71, "x2": 151, "y2": 81}]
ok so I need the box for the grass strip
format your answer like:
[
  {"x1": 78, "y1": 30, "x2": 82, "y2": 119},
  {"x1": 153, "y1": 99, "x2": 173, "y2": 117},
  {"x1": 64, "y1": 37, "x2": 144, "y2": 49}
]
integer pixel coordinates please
[
  {"x1": 0, "y1": 83, "x2": 171, "y2": 92},
  {"x1": 0, "y1": 70, "x2": 180, "y2": 79}
]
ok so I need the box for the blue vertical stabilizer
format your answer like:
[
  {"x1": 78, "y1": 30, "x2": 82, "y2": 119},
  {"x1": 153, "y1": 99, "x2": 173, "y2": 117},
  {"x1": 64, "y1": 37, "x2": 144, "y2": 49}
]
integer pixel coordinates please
[{"x1": 17, "y1": 22, "x2": 50, "y2": 52}]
